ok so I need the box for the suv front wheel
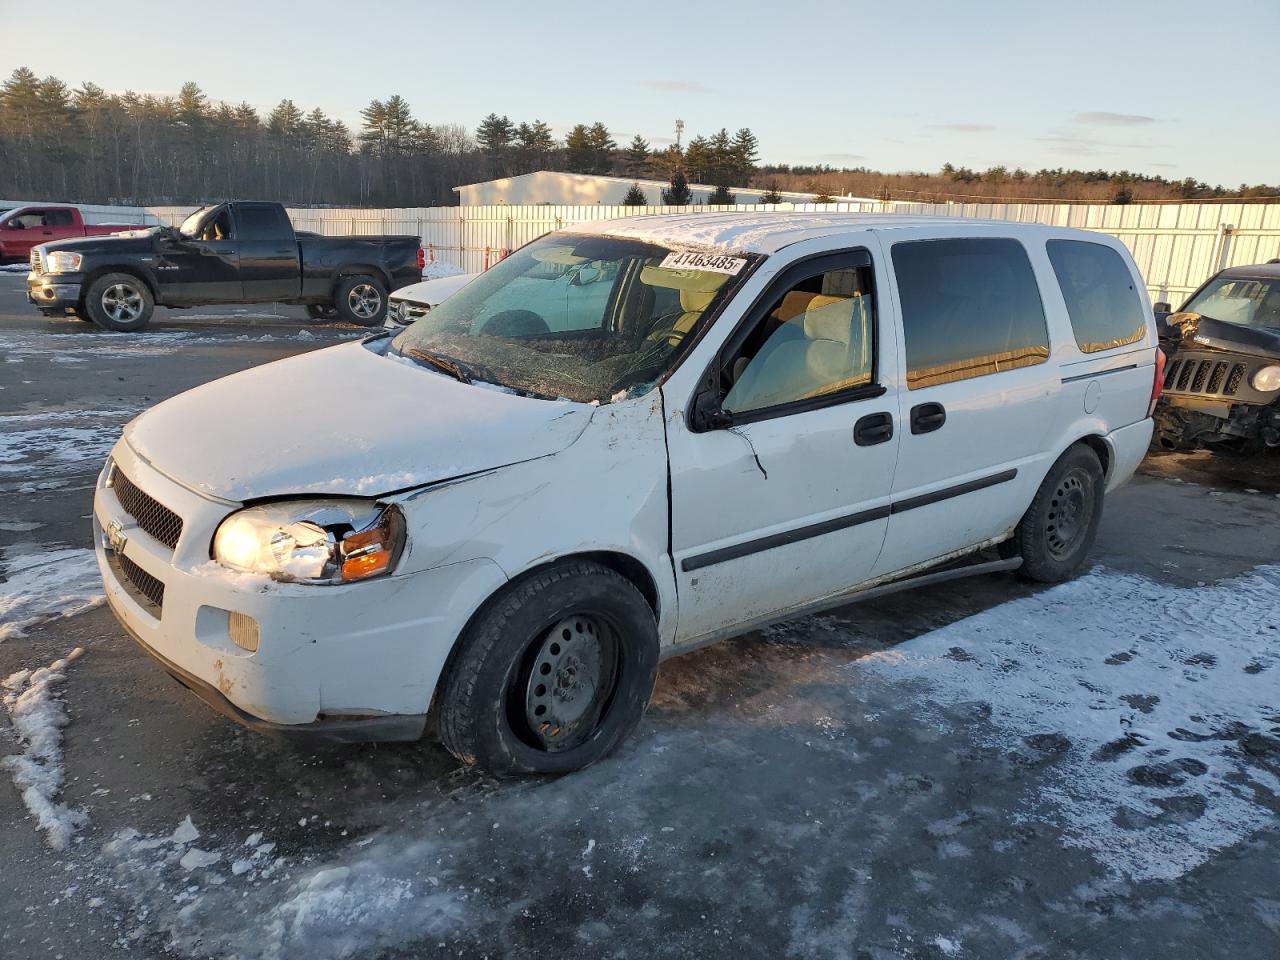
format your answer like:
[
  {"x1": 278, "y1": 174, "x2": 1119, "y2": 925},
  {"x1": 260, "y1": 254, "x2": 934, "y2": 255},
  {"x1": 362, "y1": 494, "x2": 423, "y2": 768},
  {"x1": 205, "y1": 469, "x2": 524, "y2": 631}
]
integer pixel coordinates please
[{"x1": 1007, "y1": 444, "x2": 1105, "y2": 583}]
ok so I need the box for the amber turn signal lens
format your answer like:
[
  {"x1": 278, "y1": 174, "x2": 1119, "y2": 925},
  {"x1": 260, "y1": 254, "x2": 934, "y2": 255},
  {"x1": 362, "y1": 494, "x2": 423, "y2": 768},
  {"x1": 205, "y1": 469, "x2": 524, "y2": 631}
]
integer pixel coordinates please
[{"x1": 338, "y1": 507, "x2": 405, "y2": 582}]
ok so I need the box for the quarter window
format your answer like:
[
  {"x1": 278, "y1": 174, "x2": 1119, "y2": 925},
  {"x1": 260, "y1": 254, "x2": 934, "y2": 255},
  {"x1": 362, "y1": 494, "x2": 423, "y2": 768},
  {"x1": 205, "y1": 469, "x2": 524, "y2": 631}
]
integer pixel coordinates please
[
  {"x1": 893, "y1": 238, "x2": 1049, "y2": 390},
  {"x1": 722, "y1": 260, "x2": 875, "y2": 415},
  {"x1": 1047, "y1": 240, "x2": 1147, "y2": 353}
]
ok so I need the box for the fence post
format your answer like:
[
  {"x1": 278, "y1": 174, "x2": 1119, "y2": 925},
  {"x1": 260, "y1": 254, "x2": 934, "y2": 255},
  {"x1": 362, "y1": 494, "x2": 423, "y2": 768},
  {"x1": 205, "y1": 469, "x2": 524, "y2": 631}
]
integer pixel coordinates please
[{"x1": 1213, "y1": 223, "x2": 1234, "y2": 272}]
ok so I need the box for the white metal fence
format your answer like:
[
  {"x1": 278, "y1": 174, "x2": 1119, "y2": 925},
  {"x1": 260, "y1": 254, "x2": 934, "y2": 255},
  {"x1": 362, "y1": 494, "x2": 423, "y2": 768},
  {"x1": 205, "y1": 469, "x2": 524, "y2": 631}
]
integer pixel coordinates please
[{"x1": 7, "y1": 196, "x2": 1280, "y2": 304}]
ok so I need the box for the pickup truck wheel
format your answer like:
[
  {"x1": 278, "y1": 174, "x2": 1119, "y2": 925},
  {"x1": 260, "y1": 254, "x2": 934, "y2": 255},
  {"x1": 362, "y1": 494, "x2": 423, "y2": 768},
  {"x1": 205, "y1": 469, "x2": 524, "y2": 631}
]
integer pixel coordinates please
[
  {"x1": 436, "y1": 560, "x2": 659, "y2": 777},
  {"x1": 1010, "y1": 445, "x2": 1104, "y2": 583},
  {"x1": 85, "y1": 273, "x2": 153, "y2": 332},
  {"x1": 305, "y1": 303, "x2": 338, "y2": 321},
  {"x1": 334, "y1": 275, "x2": 388, "y2": 326}
]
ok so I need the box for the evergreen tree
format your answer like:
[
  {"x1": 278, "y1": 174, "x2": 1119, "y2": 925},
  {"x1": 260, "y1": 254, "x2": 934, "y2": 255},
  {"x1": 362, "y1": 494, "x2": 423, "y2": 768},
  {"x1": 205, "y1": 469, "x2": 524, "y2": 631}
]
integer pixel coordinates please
[
  {"x1": 622, "y1": 133, "x2": 650, "y2": 177},
  {"x1": 759, "y1": 180, "x2": 783, "y2": 204},
  {"x1": 564, "y1": 123, "x2": 593, "y2": 173},
  {"x1": 731, "y1": 127, "x2": 759, "y2": 180},
  {"x1": 623, "y1": 182, "x2": 647, "y2": 206},
  {"x1": 586, "y1": 122, "x2": 616, "y2": 174},
  {"x1": 683, "y1": 135, "x2": 710, "y2": 182},
  {"x1": 707, "y1": 128, "x2": 734, "y2": 185},
  {"x1": 476, "y1": 113, "x2": 514, "y2": 154},
  {"x1": 662, "y1": 168, "x2": 692, "y2": 206},
  {"x1": 708, "y1": 184, "x2": 735, "y2": 205}
]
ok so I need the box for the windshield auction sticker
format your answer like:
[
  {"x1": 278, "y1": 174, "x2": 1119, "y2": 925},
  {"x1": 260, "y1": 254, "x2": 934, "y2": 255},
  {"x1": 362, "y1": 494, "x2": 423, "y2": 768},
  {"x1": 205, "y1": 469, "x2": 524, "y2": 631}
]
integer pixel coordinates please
[{"x1": 659, "y1": 251, "x2": 748, "y2": 275}]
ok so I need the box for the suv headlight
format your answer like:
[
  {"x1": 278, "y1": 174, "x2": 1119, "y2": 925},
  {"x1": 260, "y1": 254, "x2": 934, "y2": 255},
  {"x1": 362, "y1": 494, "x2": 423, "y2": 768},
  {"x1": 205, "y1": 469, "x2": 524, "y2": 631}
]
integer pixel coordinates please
[
  {"x1": 1251, "y1": 365, "x2": 1280, "y2": 392},
  {"x1": 212, "y1": 499, "x2": 406, "y2": 584},
  {"x1": 44, "y1": 251, "x2": 83, "y2": 273}
]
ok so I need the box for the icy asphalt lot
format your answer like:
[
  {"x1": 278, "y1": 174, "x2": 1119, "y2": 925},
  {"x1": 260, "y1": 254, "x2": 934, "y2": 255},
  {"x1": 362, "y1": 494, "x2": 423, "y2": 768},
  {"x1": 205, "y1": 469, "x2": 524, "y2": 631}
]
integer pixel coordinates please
[{"x1": 1, "y1": 271, "x2": 1279, "y2": 960}]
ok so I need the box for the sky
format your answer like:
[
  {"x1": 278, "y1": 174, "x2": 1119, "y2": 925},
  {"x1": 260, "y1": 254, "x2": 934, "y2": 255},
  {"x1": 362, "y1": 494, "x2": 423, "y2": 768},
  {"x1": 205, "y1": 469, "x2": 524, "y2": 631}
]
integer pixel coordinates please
[{"x1": 3, "y1": 0, "x2": 1278, "y2": 186}]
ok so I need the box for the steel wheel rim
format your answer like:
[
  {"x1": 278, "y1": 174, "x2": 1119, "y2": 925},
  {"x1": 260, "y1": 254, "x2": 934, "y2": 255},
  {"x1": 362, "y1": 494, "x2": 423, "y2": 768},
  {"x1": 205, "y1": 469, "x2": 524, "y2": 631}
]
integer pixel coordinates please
[
  {"x1": 1045, "y1": 467, "x2": 1091, "y2": 560},
  {"x1": 522, "y1": 614, "x2": 619, "y2": 752},
  {"x1": 347, "y1": 284, "x2": 381, "y2": 319},
  {"x1": 102, "y1": 283, "x2": 143, "y2": 323}
]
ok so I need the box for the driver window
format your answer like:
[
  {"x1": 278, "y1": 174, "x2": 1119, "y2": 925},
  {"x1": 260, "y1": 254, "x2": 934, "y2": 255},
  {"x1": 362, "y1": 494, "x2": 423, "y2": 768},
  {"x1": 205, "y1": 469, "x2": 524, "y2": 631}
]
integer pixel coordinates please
[
  {"x1": 7, "y1": 212, "x2": 45, "y2": 229},
  {"x1": 199, "y1": 210, "x2": 233, "y2": 242},
  {"x1": 722, "y1": 261, "x2": 875, "y2": 415}
]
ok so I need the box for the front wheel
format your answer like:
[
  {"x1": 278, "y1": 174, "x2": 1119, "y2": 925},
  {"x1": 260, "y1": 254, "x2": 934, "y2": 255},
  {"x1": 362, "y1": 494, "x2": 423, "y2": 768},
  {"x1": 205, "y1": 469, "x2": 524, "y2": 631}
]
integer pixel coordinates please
[
  {"x1": 333, "y1": 275, "x2": 388, "y2": 326},
  {"x1": 84, "y1": 273, "x2": 153, "y2": 332},
  {"x1": 1007, "y1": 445, "x2": 1105, "y2": 583},
  {"x1": 306, "y1": 303, "x2": 338, "y2": 321},
  {"x1": 436, "y1": 560, "x2": 659, "y2": 776}
]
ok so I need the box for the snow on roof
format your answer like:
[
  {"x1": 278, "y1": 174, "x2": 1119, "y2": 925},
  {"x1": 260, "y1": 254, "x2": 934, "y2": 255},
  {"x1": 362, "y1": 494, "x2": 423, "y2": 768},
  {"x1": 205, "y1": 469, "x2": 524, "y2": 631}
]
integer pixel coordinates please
[{"x1": 561, "y1": 212, "x2": 1070, "y2": 255}]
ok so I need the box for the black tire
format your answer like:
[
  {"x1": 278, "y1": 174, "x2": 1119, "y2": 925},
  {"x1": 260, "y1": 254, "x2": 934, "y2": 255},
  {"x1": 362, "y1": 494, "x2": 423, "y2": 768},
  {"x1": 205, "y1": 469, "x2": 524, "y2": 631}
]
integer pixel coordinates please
[
  {"x1": 436, "y1": 560, "x2": 659, "y2": 776},
  {"x1": 71, "y1": 308, "x2": 93, "y2": 323},
  {"x1": 333, "y1": 275, "x2": 388, "y2": 326},
  {"x1": 84, "y1": 272, "x2": 153, "y2": 332},
  {"x1": 1009, "y1": 445, "x2": 1105, "y2": 583},
  {"x1": 306, "y1": 303, "x2": 338, "y2": 321}
]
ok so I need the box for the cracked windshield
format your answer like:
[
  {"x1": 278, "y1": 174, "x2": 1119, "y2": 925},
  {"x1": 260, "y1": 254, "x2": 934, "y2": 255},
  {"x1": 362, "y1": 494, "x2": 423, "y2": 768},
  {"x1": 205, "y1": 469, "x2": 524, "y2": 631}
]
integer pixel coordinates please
[
  {"x1": 389, "y1": 233, "x2": 753, "y2": 403},
  {"x1": 1182, "y1": 276, "x2": 1280, "y2": 331}
]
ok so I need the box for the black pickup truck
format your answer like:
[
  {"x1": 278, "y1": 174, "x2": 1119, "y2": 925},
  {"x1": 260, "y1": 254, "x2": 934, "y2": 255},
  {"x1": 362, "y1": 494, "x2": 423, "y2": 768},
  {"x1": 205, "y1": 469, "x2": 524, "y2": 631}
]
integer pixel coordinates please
[{"x1": 26, "y1": 201, "x2": 422, "y2": 331}]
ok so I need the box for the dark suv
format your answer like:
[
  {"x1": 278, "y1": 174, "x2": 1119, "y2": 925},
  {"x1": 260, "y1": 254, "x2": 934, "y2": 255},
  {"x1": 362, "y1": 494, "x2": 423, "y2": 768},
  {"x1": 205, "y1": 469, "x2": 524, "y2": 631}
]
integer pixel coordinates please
[{"x1": 1154, "y1": 261, "x2": 1280, "y2": 451}]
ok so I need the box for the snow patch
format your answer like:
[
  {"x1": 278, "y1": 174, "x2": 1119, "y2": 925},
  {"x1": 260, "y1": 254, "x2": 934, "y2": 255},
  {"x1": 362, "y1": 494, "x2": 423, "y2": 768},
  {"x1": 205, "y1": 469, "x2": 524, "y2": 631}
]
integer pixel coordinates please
[
  {"x1": 0, "y1": 547, "x2": 104, "y2": 641},
  {"x1": 1, "y1": 647, "x2": 88, "y2": 850},
  {"x1": 863, "y1": 564, "x2": 1280, "y2": 882},
  {"x1": 420, "y1": 260, "x2": 465, "y2": 280}
]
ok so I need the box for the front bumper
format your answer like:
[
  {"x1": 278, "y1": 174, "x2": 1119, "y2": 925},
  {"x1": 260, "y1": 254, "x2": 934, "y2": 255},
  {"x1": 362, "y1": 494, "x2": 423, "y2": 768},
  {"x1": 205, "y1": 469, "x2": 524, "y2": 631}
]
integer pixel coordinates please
[
  {"x1": 94, "y1": 439, "x2": 507, "y2": 741},
  {"x1": 27, "y1": 273, "x2": 83, "y2": 309}
]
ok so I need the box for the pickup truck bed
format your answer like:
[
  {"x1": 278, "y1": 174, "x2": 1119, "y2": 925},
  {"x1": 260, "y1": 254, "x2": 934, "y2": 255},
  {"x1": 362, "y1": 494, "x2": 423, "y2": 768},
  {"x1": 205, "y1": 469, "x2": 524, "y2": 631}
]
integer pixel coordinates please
[{"x1": 26, "y1": 200, "x2": 422, "y2": 331}]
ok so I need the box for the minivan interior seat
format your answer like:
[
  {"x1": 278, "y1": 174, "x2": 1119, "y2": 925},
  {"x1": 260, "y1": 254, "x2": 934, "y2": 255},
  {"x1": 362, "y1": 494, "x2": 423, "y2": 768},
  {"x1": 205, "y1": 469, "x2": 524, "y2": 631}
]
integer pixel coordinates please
[{"x1": 725, "y1": 294, "x2": 865, "y2": 411}]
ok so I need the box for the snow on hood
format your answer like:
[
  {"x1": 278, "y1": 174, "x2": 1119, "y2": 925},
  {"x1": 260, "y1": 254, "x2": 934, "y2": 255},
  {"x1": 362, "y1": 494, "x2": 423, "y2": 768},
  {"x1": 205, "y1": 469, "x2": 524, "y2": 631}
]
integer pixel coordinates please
[
  {"x1": 124, "y1": 340, "x2": 595, "y2": 501},
  {"x1": 389, "y1": 271, "x2": 476, "y2": 305}
]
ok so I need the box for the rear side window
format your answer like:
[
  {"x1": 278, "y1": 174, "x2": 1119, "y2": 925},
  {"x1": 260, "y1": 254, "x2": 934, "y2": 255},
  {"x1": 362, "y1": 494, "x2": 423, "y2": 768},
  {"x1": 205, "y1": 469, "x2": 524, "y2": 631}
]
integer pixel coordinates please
[
  {"x1": 892, "y1": 238, "x2": 1049, "y2": 390},
  {"x1": 237, "y1": 204, "x2": 291, "y2": 239},
  {"x1": 45, "y1": 209, "x2": 74, "y2": 227},
  {"x1": 1046, "y1": 240, "x2": 1147, "y2": 353}
]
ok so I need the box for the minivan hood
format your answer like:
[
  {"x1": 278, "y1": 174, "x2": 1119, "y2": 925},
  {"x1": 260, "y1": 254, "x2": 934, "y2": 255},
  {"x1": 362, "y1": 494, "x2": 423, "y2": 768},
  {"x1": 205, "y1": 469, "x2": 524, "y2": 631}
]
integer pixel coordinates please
[{"x1": 124, "y1": 339, "x2": 595, "y2": 501}]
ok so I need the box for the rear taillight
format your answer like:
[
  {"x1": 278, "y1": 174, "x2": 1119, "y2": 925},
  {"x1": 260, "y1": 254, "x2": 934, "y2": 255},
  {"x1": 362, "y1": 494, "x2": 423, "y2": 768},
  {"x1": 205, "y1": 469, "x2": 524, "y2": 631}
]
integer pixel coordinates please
[
  {"x1": 1148, "y1": 346, "x2": 1167, "y2": 417},
  {"x1": 415, "y1": 246, "x2": 425, "y2": 270}
]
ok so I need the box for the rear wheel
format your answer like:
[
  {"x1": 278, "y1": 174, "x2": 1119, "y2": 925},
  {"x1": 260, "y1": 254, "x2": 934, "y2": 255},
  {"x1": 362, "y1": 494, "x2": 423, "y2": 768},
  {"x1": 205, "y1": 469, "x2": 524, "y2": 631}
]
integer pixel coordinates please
[
  {"x1": 436, "y1": 560, "x2": 659, "y2": 776},
  {"x1": 85, "y1": 273, "x2": 153, "y2": 332},
  {"x1": 1008, "y1": 445, "x2": 1105, "y2": 583},
  {"x1": 333, "y1": 275, "x2": 387, "y2": 326}
]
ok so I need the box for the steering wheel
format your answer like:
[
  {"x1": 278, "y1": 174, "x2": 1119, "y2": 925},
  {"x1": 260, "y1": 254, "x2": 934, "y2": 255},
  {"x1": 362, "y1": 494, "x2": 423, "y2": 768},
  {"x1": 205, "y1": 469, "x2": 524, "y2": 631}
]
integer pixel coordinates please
[{"x1": 480, "y1": 309, "x2": 550, "y2": 337}]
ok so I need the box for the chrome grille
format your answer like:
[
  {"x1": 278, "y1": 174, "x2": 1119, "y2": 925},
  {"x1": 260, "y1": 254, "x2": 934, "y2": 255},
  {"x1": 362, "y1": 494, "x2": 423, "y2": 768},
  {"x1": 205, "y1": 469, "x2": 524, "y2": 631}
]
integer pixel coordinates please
[
  {"x1": 29, "y1": 248, "x2": 42, "y2": 274},
  {"x1": 118, "y1": 553, "x2": 165, "y2": 611},
  {"x1": 112, "y1": 469, "x2": 184, "y2": 549}
]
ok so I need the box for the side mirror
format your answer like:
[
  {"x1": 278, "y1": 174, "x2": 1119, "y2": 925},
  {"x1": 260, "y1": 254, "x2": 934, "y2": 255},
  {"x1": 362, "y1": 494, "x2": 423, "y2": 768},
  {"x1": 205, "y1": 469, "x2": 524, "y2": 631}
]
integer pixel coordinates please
[
  {"x1": 690, "y1": 385, "x2": 732, "y2": 431},
  {"x1": 1153, "y1": 301, "x2": 1171, "y2": 315}
]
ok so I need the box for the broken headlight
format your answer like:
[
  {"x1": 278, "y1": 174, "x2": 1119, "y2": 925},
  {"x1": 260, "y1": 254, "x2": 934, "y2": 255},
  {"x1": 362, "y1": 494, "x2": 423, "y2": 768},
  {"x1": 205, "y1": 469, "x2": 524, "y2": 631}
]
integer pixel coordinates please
[{"x1": 212, "y1": 500, "x2": 406, "y2": 584}]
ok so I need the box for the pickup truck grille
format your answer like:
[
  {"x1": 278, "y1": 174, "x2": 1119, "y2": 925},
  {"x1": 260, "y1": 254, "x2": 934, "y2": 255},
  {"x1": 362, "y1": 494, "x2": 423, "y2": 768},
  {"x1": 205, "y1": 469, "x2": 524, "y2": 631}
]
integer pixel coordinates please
[
  {"x1": 1163, "y1": 355, "x2": 1250, "y2": 399},
  {"x1": 112, "y1": 468, "x2": 184, "y2": 549},
  {"x1": 29, "y1": 248, "x2": 42, "y2": 274}
]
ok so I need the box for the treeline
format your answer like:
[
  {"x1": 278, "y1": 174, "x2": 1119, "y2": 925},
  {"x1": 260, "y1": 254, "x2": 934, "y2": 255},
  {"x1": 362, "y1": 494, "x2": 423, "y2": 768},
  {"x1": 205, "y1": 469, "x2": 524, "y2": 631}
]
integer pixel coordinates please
[
  {"x1": 1, "y1": 68, "x2": 1275, "y2": 207},
  {"x1": 762, "y1": 163, "x2": 1280, "y2": 204},
  {"x1": 0, "y1": 68, "x2": 760, "y2": 206}
]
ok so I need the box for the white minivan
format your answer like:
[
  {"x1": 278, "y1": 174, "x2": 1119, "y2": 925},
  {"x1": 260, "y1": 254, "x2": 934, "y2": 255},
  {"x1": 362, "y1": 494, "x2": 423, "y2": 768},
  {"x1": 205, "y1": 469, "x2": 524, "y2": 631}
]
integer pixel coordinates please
[{"x1": 94, "y1": 214, "x2": 1161, "y2": 775}]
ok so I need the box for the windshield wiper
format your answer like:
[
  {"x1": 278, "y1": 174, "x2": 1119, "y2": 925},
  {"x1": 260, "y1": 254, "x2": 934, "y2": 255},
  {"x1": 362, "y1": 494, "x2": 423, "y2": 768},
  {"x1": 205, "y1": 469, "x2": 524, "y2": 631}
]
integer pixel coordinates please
[{"x1": 399, "y1": 346, "x2": 473, "y2": 384}]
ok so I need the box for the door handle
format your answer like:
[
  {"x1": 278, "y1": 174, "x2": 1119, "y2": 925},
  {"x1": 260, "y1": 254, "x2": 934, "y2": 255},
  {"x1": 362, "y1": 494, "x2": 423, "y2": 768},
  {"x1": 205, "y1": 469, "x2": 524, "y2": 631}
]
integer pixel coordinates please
[
  {"x1": 910, "y1": 402, "x2": 947, "y2": 435},
  {"x1": 854, "y1": 412, "x2": 894, "y2": 446}
]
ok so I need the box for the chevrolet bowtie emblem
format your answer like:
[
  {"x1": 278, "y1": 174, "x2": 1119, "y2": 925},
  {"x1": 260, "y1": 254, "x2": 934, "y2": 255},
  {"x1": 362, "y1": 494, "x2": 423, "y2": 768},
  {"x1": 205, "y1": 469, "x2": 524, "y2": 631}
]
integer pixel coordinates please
[{"x1": 106, "y1": 518, "x2": 128, "y2": 554}]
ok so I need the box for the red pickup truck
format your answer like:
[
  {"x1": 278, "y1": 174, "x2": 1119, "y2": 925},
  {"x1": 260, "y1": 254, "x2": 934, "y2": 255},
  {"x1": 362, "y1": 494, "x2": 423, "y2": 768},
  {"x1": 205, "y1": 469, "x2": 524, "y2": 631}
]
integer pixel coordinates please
[{"x1": 0, "y1": 205, "x2": 140, "y2": 263}]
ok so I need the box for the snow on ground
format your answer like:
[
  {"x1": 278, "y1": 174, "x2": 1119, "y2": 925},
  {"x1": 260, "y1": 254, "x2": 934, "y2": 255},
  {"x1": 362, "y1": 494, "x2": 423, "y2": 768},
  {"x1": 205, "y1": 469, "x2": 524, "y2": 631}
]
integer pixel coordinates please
[
  {"x1": 0, "y1": 547, "x2": 104, "y2": 641},
  {"x1": 1, "y1": 647, "x2": 87, "y2": 849},
  {"x1": 861, "y1": 564, "x2": 1280, "y2": 881},
  {"x1": 0, "y1": 407, "x2": 133, "y2": 495},
  {"x1": 0, "y1": 262, "x2": 30, "y2": 273}
]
